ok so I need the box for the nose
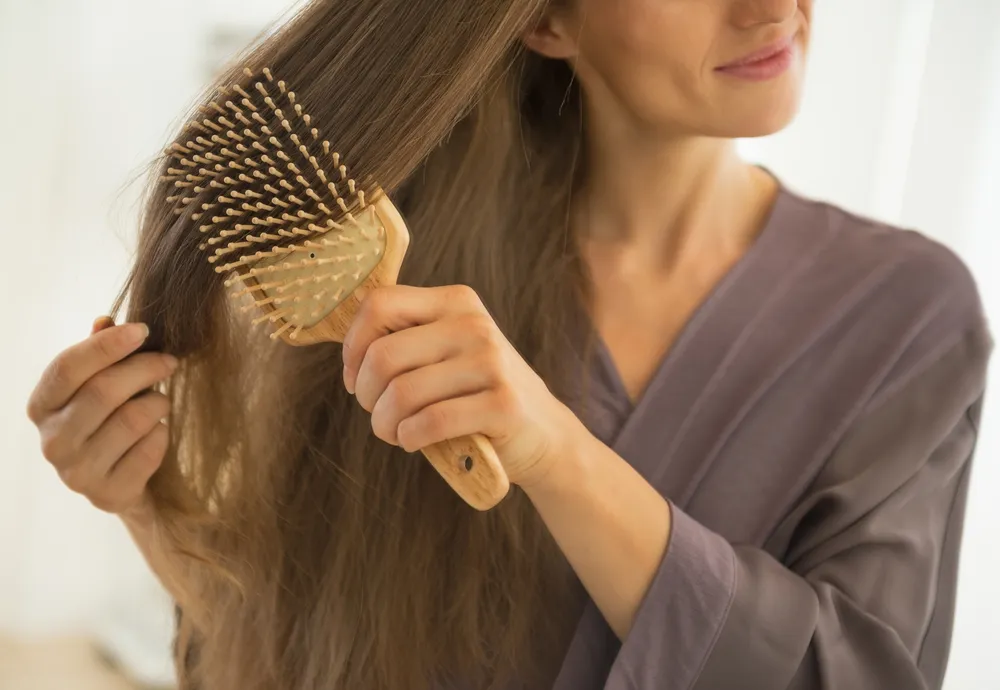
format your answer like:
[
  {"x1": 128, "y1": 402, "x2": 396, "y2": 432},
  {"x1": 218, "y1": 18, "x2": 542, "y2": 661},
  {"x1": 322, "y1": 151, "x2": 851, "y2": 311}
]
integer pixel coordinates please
[{"x1": 730, "y1": 0, "x2": 799, "y2": 28}]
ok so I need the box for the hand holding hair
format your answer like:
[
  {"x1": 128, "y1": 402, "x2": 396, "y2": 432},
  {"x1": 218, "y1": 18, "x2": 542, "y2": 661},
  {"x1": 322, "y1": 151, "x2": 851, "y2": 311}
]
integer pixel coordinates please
[{"x1": 26, "y1": 317, "x2": 176, "y2": 519}]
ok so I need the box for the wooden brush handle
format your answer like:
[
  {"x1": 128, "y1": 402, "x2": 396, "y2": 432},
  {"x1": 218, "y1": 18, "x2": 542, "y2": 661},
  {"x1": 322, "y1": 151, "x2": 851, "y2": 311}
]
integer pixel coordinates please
[
  {"x1": 420, "y1": 433, "x2": 509, "y2": 511},
  {"x1": 269, "y1": 195, "x2": 511, "y2": 510}
]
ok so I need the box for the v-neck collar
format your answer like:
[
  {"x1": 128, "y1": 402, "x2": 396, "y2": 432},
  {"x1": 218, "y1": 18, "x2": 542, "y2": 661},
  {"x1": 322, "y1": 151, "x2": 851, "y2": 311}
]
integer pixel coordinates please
[{"x1": 593, "y1": 182, "x2": 793, "y2": 443}]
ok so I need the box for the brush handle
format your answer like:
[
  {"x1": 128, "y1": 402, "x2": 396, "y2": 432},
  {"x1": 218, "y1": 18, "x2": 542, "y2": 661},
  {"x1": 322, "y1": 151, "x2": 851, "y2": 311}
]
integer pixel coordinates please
[
  {"x1": 420, "y1": 433, "x2": 510, "y2": 511},
  {"x1": 265, "y1": 195, "x2": 511, "y2": 509}
]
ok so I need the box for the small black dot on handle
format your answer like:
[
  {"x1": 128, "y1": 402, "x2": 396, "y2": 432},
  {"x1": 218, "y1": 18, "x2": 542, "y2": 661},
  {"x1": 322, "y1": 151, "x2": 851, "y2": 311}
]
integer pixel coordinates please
[{"x1": 463, "y1": 456, "x2": 473, "y2": 471}]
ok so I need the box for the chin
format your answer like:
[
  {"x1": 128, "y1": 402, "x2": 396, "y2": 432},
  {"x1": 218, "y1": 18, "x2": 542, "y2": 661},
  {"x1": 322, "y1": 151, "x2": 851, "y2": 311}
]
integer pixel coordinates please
[
  {"x1": 729, "y1": 101, "x2": 801, "y2": 138},
  {"x1": 707, "y1": 82, "x2": 804, "y2": 139}
]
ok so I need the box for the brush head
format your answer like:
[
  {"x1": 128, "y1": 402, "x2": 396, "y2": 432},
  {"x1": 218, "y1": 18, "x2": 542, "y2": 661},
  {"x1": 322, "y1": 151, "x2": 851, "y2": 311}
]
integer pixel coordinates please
[{"x1": 161, "y1": 67, "x2": 409, "y2": 345}]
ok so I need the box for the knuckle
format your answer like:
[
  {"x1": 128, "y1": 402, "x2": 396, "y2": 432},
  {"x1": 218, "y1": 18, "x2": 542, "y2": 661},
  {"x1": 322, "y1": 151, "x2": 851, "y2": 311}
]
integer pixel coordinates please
[
  {"x1": 82, "y1": 377, "x2": 116, "y2": 411},
  {"x1": 95, "y1": 333, "x2": 118, "y2": 362},
  {"x1": 366, "y1": 340, "x2": 396, "y2": 379},
  {"x1": 45, "y1": 353, "x2": 71, "y2": 391},
  {"x1": 25, "y1": 395, "x2": 43, "y2": 424},
  {"x1": 492, "y1": 387, "x2": 521, "y2": 419},
  {"x1": 447, "y1": 284, "x2": 481, "y2": 308},
  {"x1": 40, "y1": 430, "x2": 69, "y2": 465},
  {"x1": 362, "y1": 288, "x2": 391, "y2": 319},
  {"x1": 59, "y1": 465, "x2": 89, "y2": 494},
  {"x1": 116, "y1": 401, "x2": 153, "y2": 437},
  {"x1": 132, "y1": 441, "x2": 163, "y2": 472},
  {"x1": 461, "y1": 313, "x2": 497, "y2": 346},
  {"x1": 385, "y1": 376, "x2": 416, "y2": 412},
  {"x1": 423, "y1": 404, "x2": 450, "y2": 437},
  {"x1": 477, "y1": 350, "x2": 506, "y2": 384},
  {"x1": 134, "y1": 426, "x2": 169, "y2": 471}
]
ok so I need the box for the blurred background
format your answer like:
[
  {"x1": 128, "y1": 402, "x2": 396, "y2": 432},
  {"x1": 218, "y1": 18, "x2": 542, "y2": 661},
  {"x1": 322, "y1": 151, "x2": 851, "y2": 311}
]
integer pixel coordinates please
[{"x1": 0, "y1": 0, "x2": 997, "y2": 688}]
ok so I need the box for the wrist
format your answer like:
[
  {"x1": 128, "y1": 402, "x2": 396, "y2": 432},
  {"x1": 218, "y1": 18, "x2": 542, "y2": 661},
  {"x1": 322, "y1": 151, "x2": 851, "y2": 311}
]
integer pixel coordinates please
[{"x1": 520, "y1": 408, "x2": 597, "y2": 499}]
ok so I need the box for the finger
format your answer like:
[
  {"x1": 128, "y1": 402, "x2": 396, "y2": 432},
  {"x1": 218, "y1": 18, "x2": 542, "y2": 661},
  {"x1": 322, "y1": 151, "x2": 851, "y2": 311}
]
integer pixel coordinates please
[
  {"x1": 91, "y1": 316, "x2": 116, "y2": 335},
  {"x1": 58, "y1": 353, "x2": 178, "y2": 446},
  {"x1": 353, "y1": 320, "x2": 467, "y2": 410},
  {"x1": 81, "y1": 391, "x2": 170, "y2": 476},
  {"x1": 396, "y1": 389, "x2": 512, "y2": 454},
  {"x1": 342, "y1": 284, "x2": 484, "y2": 393},
  {"x1": 92, "y1": 424, "x2": 169, "y2": 514},
  {"x1": 27, "y1": 322, "x2": 151, "y2": 419},
  {"x1": 369, "y1": 355, "x2": 498, "y2": 444}
]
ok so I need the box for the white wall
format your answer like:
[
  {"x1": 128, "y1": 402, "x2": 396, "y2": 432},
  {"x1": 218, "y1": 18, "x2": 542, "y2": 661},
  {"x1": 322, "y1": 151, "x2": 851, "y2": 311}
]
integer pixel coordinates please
[
  {"x1": 0, "y1": 1, "x2": 996, "y2": 688},
  {"x1": 741, "y1": 3, "x2": 1000, "y2": 688},
  {"x1": 0, "y1": 1, "x2": 302, "y2": 683}
]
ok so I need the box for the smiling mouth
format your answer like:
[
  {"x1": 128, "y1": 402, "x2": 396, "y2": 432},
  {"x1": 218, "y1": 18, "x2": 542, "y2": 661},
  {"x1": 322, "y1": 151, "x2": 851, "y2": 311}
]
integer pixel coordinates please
[{"x1": 715, "y1": 34, "x2": 797, "y2": 81}]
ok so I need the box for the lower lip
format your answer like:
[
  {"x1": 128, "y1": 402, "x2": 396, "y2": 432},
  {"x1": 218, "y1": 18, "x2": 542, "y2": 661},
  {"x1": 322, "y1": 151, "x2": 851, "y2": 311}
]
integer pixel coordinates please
[{"x1": 715, "y1": 44, "x2": 796, "y2": 82}]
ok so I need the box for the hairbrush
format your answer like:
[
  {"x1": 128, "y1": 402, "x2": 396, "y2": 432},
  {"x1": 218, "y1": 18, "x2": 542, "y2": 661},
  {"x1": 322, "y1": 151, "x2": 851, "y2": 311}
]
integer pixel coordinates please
[{"x1": 161, "y1": 67, "x2": 509, "y2": 511}]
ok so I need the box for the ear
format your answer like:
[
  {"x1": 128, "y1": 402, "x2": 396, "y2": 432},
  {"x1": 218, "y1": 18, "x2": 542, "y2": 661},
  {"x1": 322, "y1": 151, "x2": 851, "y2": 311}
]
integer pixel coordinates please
[{"x1": 521, "y1": 8, "x2": 579, "y2": 60}]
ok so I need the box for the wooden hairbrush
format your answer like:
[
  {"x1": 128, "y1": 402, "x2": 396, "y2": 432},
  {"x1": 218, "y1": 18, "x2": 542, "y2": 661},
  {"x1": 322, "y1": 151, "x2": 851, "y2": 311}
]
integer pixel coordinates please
[{"x1": 161, "y1": 66, "x2": 510, "y2": 511}]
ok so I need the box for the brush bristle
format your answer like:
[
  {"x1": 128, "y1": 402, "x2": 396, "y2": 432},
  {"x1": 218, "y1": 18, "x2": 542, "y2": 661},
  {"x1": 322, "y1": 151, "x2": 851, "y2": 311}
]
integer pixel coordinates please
[{"x1": 162, "y1": 66, "x2": 386, "y2": 341}]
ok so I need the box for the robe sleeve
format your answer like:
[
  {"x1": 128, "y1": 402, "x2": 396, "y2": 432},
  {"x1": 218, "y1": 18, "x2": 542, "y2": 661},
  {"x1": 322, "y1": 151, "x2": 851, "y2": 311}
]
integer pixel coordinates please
[{"x1": 605, "y1": 323, "x2": 992, "y2": 690}]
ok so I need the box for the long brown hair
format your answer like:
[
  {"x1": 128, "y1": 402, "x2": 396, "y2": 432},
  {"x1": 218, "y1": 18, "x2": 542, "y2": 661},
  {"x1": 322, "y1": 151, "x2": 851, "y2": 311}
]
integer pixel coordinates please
[{"x1": 114, "y1": 1, "x2": 594, "y2": 688}]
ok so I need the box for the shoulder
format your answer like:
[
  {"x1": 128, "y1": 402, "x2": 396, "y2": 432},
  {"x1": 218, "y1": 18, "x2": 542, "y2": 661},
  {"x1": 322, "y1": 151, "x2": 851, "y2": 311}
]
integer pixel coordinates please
[
  {"x1": 774, "y1": 186, "x2": 992, "y2": 396},
  {"x1": 778, "y1": 186, "x2": 987, "y2": 332}
]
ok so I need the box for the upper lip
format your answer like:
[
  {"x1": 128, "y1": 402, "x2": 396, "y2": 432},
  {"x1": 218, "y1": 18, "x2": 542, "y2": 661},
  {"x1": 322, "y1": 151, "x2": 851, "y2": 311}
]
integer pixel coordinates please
[{"x1": 717, "y1": 35, "x2": 795, "y2": 69}]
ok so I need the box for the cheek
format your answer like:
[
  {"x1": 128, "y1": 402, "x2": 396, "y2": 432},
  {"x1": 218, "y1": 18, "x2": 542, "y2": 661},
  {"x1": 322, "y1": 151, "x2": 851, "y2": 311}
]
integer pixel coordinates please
[{"x1": 578, "y1": 1, "x2": 717, "y2": 125}]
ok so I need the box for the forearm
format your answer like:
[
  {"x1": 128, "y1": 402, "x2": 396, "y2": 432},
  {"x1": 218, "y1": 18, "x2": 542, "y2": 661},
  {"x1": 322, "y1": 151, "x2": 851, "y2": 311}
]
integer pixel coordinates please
[{"x1": 522, "y1": 429, "x2": 672, "y2": 640}]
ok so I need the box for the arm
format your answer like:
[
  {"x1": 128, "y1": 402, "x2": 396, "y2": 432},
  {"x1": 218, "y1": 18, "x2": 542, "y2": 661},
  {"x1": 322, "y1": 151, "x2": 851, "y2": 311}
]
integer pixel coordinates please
[
  {"x1": 523, "y1": 429, "x2": 672, "y2": 641},
  {"x1": 523, "y1": 324, "x2": 991, "y2": 690}
]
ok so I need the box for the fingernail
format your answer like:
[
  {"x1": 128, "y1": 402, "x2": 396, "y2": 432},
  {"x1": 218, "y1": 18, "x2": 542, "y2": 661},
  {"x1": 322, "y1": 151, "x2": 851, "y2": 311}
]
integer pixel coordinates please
[
  {"x1": 163, "y1": 354, "x2": 180, "y2": 372},
  {"x1": 91, "y1": 316, "x2": 114, "y2": 334},
  {"x1": 129, "y1": 323, "x2": 150, "y2": 345},
  {"x1": 343, "y1": 367, "x2": 355, "y2": 395}
]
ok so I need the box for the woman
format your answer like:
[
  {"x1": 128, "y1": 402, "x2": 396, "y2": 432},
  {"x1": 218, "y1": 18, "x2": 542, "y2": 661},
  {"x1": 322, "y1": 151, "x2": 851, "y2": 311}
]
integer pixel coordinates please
[{"x1": 25, "y1": 1, "x2": 991, "y2": 689}]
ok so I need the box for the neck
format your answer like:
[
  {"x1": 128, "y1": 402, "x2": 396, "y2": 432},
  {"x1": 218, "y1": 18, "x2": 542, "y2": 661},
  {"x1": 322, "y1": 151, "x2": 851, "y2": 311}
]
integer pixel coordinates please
[{"x1": 573, "y1": 119, "x2": 776, "y2": 269}]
